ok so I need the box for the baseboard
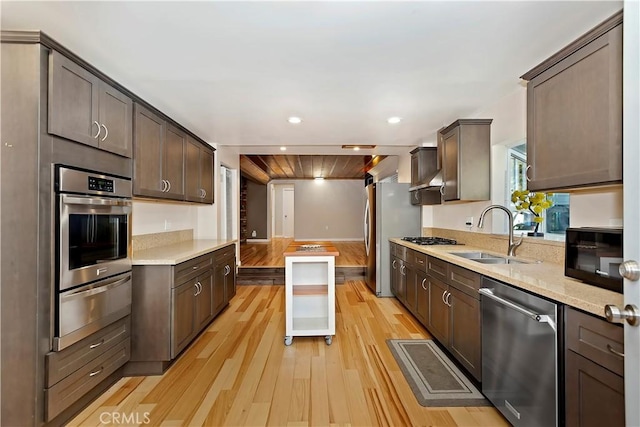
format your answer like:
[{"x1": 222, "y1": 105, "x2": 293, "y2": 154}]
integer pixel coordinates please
[{"x1": 247, "y1": 238, "x2": 270, "y2": 243}]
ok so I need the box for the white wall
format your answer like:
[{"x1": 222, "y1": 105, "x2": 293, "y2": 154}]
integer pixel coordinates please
[
  {"x1": 132, "y1": 200, "x2": 198, "y2": 236},
  {"x1": 269, "y1": 179, "x2": 365, "y2": 240},
  {"x1": 570, "y1": 188, "x2": 623, "y2": 227},
  {"x1": 422, "y1": 86, "x2": 624, "y2": 235}
]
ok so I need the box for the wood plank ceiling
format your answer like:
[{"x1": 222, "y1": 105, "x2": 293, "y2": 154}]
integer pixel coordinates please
[{"x1": 240, "y1": 155, "x2": 386, "y2": 184}]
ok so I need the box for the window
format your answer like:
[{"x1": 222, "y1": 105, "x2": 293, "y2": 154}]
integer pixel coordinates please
[{"x1": 505, "y1": 143, "x2": 569, "y2": 238}]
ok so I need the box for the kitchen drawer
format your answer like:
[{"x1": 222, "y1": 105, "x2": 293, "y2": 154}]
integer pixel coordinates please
[
  {"x1": 214, "y1": 244, "x2": 235, "y2": 263},
  {"x1": 565, "y1": 306, "x2": 624, "y2": 376},
  {"x1": 448, "y1": 265, "x2": 481, "y2": 299},
  {"x1": 174, "y1": 253, "x2": 213, "y2": 285},
  {"x1": 395, "y1": 245, "x2": 408, "y2": 261},
  {"x1": 411, "y1": 251, "x2": 427, "y2": 269},
  {"x1": 44, "y1": 339, "x2": 130, "y2": 421},
  {"x1": 45, "y1": 316, "x2": 130, "y2": 387},
  {"x1": 427, "y1": 256, "x2": 448, "y2": 282}
]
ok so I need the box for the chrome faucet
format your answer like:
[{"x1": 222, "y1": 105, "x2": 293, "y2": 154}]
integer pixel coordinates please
[{"x1": 477, "y1": 204, "x2": 524, "y2": 257}]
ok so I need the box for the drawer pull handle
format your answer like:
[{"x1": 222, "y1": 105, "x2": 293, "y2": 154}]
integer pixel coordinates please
[
  {"x1": 607, "y1": 344, "x2": 625, "y2": 358},
  {"x1": 192, "y1": 266, "x2": 199, "y2": 270},
  {"x1": 421, "y1": 278, "x2": 427, "y2": 291},
  {"x1": 89, "y1": 339, "x2": 104, "y2": 349},
  {"x1": 89, "y1": 367, "x2": 103, "y2": 377}
]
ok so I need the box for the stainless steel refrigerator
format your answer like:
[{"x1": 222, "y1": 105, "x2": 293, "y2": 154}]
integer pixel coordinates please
[{"x1": 364, "y1": 182, "x2": 421, "y2": 297}]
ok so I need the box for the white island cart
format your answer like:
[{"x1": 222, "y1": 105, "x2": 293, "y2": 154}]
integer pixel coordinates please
[{"x1": 283, "y1": 242, "x2": 339, "y2": 346}]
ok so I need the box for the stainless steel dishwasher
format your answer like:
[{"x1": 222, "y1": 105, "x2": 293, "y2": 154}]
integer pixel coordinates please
[{"x1": 480, "y1": 277, "x2": 558, "y2": 427}]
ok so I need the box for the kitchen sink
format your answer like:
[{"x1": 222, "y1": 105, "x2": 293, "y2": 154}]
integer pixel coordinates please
[
  {"x1": 472, "y1": 257, "x2": 528, "y2": 264},
  {"x1": 449, "y1": 251, "x2": 535, "y2": 265},
  {"x1": 450, "y1": 251, "x2": 500, "y2": 259}
]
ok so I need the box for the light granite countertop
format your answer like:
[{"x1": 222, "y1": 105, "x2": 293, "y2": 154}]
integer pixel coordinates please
[
  {"x1": 131, "y1": 239, "x2": 237, "y2": 265},
  {"x1": 390, "y1": 238, "x2": 623, "y2": 319}
]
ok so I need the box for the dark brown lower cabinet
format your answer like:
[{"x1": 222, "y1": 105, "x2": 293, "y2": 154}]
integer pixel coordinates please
[
  {"x1": 127, "y1": 243, "x2": 236, "y2": 376},
  {"x1": 565, "y1": 351, "x2": 625, "y2": 427},
  {"x1": 427, "y1": 276, "x2": 450, "y2": 344},
  {"x1": 449, "y1": 287, "x2": 481, "y2": 379},
  {"x1": 415, "y1": 269, "x2": 429, "y2": 325},
  {"x1": 564, "y1": 306, "x2": 624, "y2": 426},
  {"x1": 172, "y1": 280, "x2": 197, "y2": 357}
]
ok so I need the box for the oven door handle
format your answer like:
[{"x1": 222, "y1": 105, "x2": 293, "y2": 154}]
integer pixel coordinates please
[
  {"x1": 61, "y1": 194, "x2": 132, "y2": 208},
  {"x1": 60, "y1": 274, "x2": 132, "y2": 300}
]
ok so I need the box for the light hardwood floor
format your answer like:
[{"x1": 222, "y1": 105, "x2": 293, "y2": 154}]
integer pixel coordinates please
[
  {"x1": 241, "y1": 238, "x2": 366, "y2": 267},
  {"x1": 69, "y1": 281, "x2": 507, "y2": 426}
]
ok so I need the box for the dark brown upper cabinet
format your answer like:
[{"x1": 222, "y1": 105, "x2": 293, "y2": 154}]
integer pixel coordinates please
[
  {"x1": 439, "y1": 119, "x2": 492, "y2": 202},
  {"x1": 133, "y1": 103, "x2": 185, "y2": 201},
  {"x1": 409, "y1": 147, "x2": 442, "y2": 205},
  {"x1": 185, "y1": 136, "x2": 215, "y2": 204},
  {"x1": 521, "y1": 11, "x2": 622, "y2": 192},
  {"x1": 49, "y1": 50, "x2": 133, "y2": 158}
]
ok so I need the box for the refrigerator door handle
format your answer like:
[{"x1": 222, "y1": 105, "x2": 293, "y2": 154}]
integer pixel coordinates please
[{"x1": 364, "y1": 198, "x2": 371, "y2": 256}]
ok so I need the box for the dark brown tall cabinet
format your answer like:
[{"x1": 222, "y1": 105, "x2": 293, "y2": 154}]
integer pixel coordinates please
[
  {"x1": 521, "y1": 11, "x2": 622, "y2": 191},
  {"x1": 49, "y1": 51, "x2": 133, "y2": 158},
  {"x1": 564, "y1": 307, "x2": 625, "y2": 426}
]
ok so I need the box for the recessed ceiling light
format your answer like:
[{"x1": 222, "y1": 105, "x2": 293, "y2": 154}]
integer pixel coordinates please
[
  {"x1": 387, "y1": 116, "x2": 402, "y2": 124},
  {"x1": 353, "y1": 146, "x2": 360, "y2": 151},
  {"x1": 280, "y1": 146, "x2": 287, "y2": 151},
  {"x1": 314, "y1": 177, "x2": 324, "y2": 181},
  {"x1": 288, "y1": 116, "x2": 302, "y2": 124}
]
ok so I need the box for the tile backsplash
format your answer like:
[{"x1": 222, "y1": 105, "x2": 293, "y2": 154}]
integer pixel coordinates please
[{"x1": 424, "y1": 227, "x2": 565, "y2": 265}]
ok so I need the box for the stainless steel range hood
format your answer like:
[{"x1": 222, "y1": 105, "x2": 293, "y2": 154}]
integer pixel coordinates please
[{"x1": 409, "y1": 168, "x2": 443, "y2": 192}]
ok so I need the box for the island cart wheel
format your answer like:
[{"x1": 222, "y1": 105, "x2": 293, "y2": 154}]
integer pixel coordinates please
[
  {"x1": 325, "y1": 335, "x2": 332, "y2": 345},
  {"x1": 284, "y1": 336, "x2": 293, "y2": 346}
]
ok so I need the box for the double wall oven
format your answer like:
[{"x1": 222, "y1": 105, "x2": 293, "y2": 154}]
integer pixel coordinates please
[{"x1": 54, "y1": 166, "x2": 132, "y2": 351}]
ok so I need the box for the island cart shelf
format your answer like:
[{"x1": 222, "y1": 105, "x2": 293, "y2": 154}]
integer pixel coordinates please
[{"x1": 283, "y1": 243, "x2": 339, "y2": 346}]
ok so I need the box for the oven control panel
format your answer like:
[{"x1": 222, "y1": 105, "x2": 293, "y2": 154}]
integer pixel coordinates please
[
  {"x1": 56, "y1": 166, "x2": 132, "y2": 198},
  {"x1": 88, "y1": 176, "x2": 114, "y2": 193}
]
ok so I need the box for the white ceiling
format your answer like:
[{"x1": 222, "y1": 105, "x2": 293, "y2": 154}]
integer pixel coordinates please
[{"x1": 1, "y1": 1, "x2": 622, "y2": 155}]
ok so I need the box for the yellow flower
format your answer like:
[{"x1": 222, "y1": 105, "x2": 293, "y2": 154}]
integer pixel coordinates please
[{"x1": 533, "y1": 217, "x2": 544, "y2": 223}]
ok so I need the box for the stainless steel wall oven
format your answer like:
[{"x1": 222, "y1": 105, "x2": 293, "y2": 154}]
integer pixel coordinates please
[{"x1": 54, "y1": 165, "x2": 133, "y2": 350}]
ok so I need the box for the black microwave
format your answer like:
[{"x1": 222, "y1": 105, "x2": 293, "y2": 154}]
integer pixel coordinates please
[{"x1": 565, "y1": 227, "x2": 623, "y2": 293}]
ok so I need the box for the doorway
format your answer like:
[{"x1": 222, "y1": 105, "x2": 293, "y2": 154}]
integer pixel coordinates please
[
  {"x1": 271, "y1": 184, "x2": 295, "y2": 238},
  {"x1": 219, "y1": 165, "x2": 237, "y2": 240},
  {"x1": 283, "y1": 188, "x2": 294, "y2": 238}
]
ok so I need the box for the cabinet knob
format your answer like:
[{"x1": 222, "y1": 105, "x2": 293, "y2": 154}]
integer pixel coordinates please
[
  {"x1": 619, "y1": 260, "x2": 640, "y2": 281},
  {"x1": 605, "y1": 304, "x2": 640, "y2": 326}
]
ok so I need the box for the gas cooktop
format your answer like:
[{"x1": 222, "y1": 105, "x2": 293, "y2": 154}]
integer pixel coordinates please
[{"x1": 401, "y1": 236, "x2": 460, "y2": 245}]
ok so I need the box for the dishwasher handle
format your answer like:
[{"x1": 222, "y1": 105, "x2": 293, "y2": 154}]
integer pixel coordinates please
[{"x1": 479, "y1": 288, "x2": 556, "y2": 332}]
